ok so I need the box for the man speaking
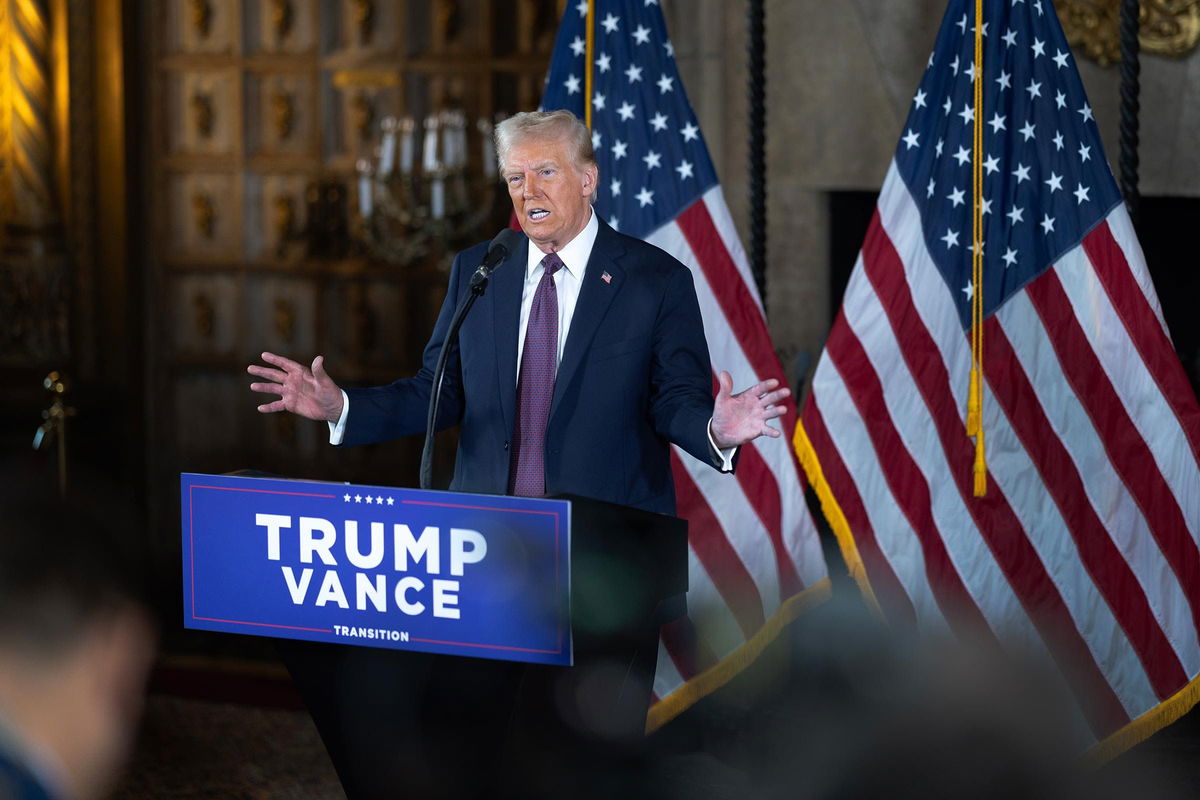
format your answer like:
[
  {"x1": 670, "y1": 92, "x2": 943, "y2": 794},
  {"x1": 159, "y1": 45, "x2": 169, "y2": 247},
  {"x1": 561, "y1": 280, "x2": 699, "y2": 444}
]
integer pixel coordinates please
[{"x1": 248, "y1": 110, "x2": 788, "y2": 511}]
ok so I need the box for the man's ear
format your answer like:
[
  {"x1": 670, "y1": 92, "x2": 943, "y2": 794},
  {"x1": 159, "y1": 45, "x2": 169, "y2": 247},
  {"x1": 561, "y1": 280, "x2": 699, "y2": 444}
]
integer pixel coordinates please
[{"x1": 581, "y1": 163, "x2": 599, "y2": 199}]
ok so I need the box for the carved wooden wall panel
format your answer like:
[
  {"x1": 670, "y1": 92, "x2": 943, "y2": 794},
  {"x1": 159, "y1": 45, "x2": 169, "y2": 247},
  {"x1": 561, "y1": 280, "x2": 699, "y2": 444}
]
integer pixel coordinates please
[{"x1": 145, "y1": 0, "x2": 558, "y2": 505}]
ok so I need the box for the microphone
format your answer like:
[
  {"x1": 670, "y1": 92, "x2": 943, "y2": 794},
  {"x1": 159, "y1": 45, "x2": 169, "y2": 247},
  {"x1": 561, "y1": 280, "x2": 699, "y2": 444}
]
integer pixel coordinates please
[{"x1": 470, "y1": 228, "x2": 524, "y2": 290}]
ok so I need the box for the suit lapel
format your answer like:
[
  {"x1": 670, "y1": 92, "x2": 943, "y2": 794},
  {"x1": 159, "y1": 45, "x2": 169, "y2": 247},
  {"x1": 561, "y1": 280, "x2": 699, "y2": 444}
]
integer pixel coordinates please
[
  {"x1": 491, "y1": 237, "x2": 527, "y2": 438},
  {"x1": 551, "y1": 222, "x2": 625, "y2": 418}
]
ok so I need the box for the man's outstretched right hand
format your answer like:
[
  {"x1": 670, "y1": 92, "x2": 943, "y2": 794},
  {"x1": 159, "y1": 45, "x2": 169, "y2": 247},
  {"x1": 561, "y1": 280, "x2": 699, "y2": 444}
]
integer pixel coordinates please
[{"x1": 248, "y1": 352, "x2": 344, "y2": 423}]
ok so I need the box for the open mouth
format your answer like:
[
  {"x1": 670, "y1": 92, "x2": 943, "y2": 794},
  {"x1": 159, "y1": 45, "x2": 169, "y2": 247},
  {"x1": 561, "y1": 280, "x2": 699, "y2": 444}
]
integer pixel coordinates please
[{"x1": 528, "y1": 209, "x2": 550, "y2": 221}]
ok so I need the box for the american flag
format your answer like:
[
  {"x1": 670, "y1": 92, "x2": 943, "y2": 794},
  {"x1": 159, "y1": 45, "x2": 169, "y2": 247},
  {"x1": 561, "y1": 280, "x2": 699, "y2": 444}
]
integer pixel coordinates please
[
  {"x1": 795, "y1": 0, "x2": 1200, "y2": 756},
  {"x1": 540, "y1": 0, "x2": 830, "y2": 727}
]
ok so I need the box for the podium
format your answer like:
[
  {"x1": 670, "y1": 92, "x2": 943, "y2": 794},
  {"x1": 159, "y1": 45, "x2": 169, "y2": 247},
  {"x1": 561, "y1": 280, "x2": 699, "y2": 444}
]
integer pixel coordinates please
[{"x1": 181, "y1": 474, "x2": 687, "y2": 798}]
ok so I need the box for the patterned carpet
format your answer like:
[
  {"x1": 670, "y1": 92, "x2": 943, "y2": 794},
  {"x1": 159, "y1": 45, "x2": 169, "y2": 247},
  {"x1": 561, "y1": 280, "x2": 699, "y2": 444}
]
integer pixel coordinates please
[{"x1": 111, "y1": 695, "x2": 345, "y2": 800}]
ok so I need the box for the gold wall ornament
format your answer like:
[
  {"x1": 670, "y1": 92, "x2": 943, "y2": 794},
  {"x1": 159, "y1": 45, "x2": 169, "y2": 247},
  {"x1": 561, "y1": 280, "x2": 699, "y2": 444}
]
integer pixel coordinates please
[
  {"x1": 269, "y1": 0, "x2": 293, "y2": 41},
  {"x1": 1058, "y1": 0, "x2": 1200, "y2": 66},
  {"x1": 191, "y1": 90, "x2": 214, "y2": 138},
  {"x1": 192, "y1": 192, "x2": 216, "y2": 238},
  {"x1": 192, "y1": 292, "x2": 215, "y2": 339},
  {"x1": 188, "y1": 0, "x2": 213, "y2": 39},
  {"x1": 350, "y1": 91, "x2": 374, "y2": 141},
  {"x1": 271, "y1": 90, "x2": 295, "y2": 139},
  {"x1": 273, "y1": 297, "x2": 295, "y2": 342},
  {"x1": 351, "y1": 0, "x2": 374, "y2": 45},
  {"x1": 434, "y1": 0, "x2": 461, "y2": 46},
  {"x1": 272, "y1": 194, "x2": 296, "y2": 256},
  {"x1": 1, "y1": 0, "x2": 56, "y2": 230}
]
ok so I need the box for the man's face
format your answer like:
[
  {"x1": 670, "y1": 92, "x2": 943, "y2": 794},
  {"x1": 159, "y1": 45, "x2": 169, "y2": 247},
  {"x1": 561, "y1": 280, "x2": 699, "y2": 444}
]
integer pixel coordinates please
[{"x1": 503, "y1": 133, "x2": 598, "y2": 254}]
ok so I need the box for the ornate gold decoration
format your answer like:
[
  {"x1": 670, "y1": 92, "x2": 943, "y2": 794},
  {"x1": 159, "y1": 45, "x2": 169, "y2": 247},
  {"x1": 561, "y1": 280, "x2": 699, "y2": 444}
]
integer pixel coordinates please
[
  {"x1": 1058, "y1": 0, "x2": 1200, "y2": 66},
  {"x1": 1, "y1": 0, "x2": 56, "y2": 229},
  {"x1": 192, "y1": 292, "x2": 215, "y2": 338},
  {"x1": 269, "y1": 0, "x2": 293, "y2": 41},
  {"x1": 272, "y1": 194, "x2": 295, "y2": 256},
  {"x1": 351, "y1": 0, "x2": 374, "y2": 45},
  {"x1": 271, "y1": 90, "x2": 295, "y2": 139},
  {"x1": 192, "y1": 192, "x2": 216, "y2": 238},
  {"x1": 435, "y1": 0, "x2": 461, "y2": 45},
  {"x1": 273, "y1": 297, "x2": 295, "y2": 342},
  {"x1": 350, "y1": 91, "x2": 374, "y2": 141},
  {"x1": 191, "y1": 90, "x2": 214, "y2": 138},
  {"x1": 188, "y1": 0, "x2": 212, "y2": 39}
]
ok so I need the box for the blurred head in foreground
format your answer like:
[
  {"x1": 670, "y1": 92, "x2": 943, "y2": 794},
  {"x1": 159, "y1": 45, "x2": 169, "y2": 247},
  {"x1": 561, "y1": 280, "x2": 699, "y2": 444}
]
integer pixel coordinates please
[{"x1": 0, "y1": 499, "x2": 156, "y2": 800}]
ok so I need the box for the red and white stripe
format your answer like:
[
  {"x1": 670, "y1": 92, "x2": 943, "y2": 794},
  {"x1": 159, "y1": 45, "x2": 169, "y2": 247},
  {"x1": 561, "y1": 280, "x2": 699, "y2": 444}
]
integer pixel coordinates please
[
  {"x1": 641, "y1": 186, "x2": 828, "y2": 708},
  {"x1": 801, "y1": 162, "x2": 1200, "y2": 748}
]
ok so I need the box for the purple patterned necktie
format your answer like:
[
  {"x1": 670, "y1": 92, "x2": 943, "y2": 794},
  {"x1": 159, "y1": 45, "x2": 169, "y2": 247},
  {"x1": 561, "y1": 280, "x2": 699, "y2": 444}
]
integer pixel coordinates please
[{"x1": 509, "y1": 252, "x2": 563, "y2": 496}]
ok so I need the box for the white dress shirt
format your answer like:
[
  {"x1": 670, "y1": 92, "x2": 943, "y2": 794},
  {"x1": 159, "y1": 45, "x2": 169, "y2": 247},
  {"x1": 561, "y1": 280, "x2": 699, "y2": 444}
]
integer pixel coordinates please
[{"x1": 330, "y1": 208, "x2": 733, "y2": 470}]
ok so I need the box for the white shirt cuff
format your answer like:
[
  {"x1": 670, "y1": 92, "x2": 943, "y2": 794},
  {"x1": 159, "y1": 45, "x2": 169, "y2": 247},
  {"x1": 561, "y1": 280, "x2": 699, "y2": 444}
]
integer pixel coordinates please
[
  {"x1": 328, "y1": 390, "x2": 350, "y2": 445},
  {"x1": 707, "y1": 418, "x2": 737, "y2": 472}
]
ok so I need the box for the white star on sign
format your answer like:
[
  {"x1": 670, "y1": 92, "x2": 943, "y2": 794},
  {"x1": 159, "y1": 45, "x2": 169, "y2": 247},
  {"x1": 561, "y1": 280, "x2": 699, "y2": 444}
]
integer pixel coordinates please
[
  {"x1": 610, "y1": 178, "x2": 621, "y2": 196},
  {"x1": 1032, "y1": 38, "x2": 1046, "y2": 57},
  {"x1": 996, "y1": 70, "x2": 1012, "y2": 90},
  {"x1": 676, "y1": 160, "x2": 694, "y2": 179},
  {"x1": 681, "y1": 122, "x2": 699, "y2": 142},
  {"x1": 636, "y1": 187, "x2": 654, "y2": 207},
  {"x1": 1007, "y1": 205, "x2": 1025, "y2": 224},
  {"x1": 983, "y1": 154, "x2": 1000, "y2": 174},
  {"x1": 1054, "y1": 50, "x2": 1069, "y2": 69},
  {"x1": 902, "y1": 129, "x2": 920, "y2": 149},
  {"x1": 596, "y1": 52, "x2": 612, "y2": 73},
  {"x1": 988, "y1": 113, "x2": 1006, "y2": 133},
  {"x1": 1045, "y1": 172, "x2": 1063, "y2": 193},
  {"x1": 617, "y1": 102, "x2": 635, "y2": 121},
  {"x1": 570, "y1": 36, "x2": 585, "y2": 56},
  {"x1": 947, "y1": 187, "x2": 966, "y2": 207},
  {"x1": 958, "y1": 103, "x2": 975, "y2": 125},
  {"x1": 625, "y1": 64, "x2": 643, "y2": 83},
  {"x1": 657, "y1": 74, "x2": 674, "y2": 93},
  {"x1": 1079, "y1": 103, "x2": 1094, "y2": 123},
  {"x1": 914, "y1": 89, "x2": 927, "y2": 108},
  {"x1": 643, "y1": 150, "x2": 661, "y2": 169},
  {"x1": 564, "y1": 74, "x2": 581, "y2": 94},
  {"x1": 1053, "y1": 130, "x2": 1064, "y2": 150},
  {"x1": 1013, "y1": 163, "x2": 1031, "y2": 183},
  {"x1": 366, "y1": 495, "x2": 373, "y2": 504},
  {"x1": 612, "y1": 139, "x2": 627, "y2": 159},
  {"x1": 633, "y1": 24, "x2": 651, "y2": 44},
  {"x1": 1003, "y1": 247, "x2": 1018, "y2": 268},
  {"x1": 1003, "y1": 28, "x2": 1017, "y2": 47},
  {"x1": 650, "y1": 112, "x2": 669, "y2": 131},
  {"x1": 1078, "y1": 143, "x2": 1091, "y2": 162},
  {"x1": 1019, "y1": 120, "x2": 1036, "y2": 141},
  {"x1": 386, "y1": 497, "x2": 394, "y2": 506},
  {"x1": 1074, "y1": 183, "x2": 1091, "y2": 205},
  {"x1": 355, "y1": 494, "x2": 362, "y2": 502},
  {"x1": 601, "y1": 12, "x2": 619, "y2": 33},
  {"x1": 954, "y1": 145, "x2": 971, "y2": 166},
  {"x1": 593, "y1": 92, "x2": 606, "y2": 111},
  {"x1": 1041, "y1": 213, "x2": 1056, "y2": 234},
  {"x1": 942, "y1": 228, "x2": 960, "y2": 249},
  {"x1": 376, "y1": 496, "x2": 383, "y2": 504},
  {"x1": 1026, "y1": 79, "x2": 1042, "y2": 99},
  {"x1": 344, "y1": 493, "x2": 351, "y2": 502}
]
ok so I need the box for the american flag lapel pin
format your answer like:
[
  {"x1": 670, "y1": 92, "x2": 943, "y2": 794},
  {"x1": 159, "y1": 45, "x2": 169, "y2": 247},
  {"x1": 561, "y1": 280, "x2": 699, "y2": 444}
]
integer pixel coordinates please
[{"x1": 601, "y1": 270, "x2": 612, "y2": 284}]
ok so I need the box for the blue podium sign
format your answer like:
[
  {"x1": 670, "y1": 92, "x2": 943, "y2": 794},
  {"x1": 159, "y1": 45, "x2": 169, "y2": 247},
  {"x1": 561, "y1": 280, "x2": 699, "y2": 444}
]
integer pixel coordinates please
[{"x1": 181, "y1": 473, "x2": 572, "y2": 666}]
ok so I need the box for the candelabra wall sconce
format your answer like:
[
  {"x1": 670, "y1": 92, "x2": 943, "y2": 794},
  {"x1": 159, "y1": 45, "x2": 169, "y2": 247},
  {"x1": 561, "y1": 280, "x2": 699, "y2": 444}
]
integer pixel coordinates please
[
  {"x1": 356, "y1": 110, "x2": 502, "y2": 266},
  {"x1": 32, "y1": 371, "x2": 76, "y2": 499},
  {"x1": 192, "y1": 91, "x2": 215, "y2": 138},
  {"x1": 271, "y1": 91, "x2": 295, "y2": 140},
  {"x1": 192, "y1": 192, "x2": 216, "y2": 238}
]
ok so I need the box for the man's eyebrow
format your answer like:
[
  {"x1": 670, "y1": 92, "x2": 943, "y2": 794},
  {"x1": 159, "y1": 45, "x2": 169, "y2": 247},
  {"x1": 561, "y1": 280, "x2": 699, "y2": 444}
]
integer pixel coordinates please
[{"x1": 506, "y1": 159, "x2": 558, "y2": 174}]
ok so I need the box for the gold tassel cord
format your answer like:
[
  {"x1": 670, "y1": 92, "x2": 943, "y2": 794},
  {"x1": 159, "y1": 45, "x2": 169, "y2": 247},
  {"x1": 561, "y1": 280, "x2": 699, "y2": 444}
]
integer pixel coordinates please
[
  {"x1": 584, "y1": 0, "x2": 595, "y2": 130},
  {"x1": 969, "y1": 0, "x2": 987, "y2": 497}
]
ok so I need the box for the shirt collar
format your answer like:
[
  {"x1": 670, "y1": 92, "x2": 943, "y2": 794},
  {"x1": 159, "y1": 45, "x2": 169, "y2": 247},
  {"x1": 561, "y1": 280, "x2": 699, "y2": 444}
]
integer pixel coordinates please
[{"x1": 525, "y1": 207, "x2": 599, "y2": 281}]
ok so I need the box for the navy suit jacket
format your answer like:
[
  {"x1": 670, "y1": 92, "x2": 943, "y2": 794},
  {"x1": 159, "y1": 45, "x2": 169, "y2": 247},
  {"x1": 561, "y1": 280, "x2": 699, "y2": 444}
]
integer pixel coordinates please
[{"x1": 341, "y1": 219, "x2": 719, "y2": 515}]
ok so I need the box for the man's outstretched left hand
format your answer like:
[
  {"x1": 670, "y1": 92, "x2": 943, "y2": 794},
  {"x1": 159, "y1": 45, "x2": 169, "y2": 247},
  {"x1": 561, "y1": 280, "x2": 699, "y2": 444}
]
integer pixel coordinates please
[{"x1": 711, "y1": 370, "x2": 791, "y2": 450}]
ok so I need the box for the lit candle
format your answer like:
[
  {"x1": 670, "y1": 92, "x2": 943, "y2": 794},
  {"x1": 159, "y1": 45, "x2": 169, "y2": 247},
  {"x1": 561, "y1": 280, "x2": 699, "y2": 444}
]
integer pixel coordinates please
[
  {"x1": 423, "y1": 115, "x2": 440, "y2": 172},
  {"x1": 379, "y1": 116, "x2": 397, "y2": 176},
  {"x1": 399, "y1": 117, "x2": 415, "y2": 174},
  {"x1": 356, "y1": 158, "x2": 373, "y2": 217}
]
